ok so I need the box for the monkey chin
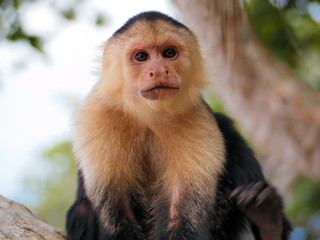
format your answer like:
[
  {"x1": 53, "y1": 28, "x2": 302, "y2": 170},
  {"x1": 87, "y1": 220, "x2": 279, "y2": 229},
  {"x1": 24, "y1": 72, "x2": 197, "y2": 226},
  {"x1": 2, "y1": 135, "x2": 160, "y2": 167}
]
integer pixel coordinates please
[{"x1": 141, "y1": 86, "x2": 180, "y2": 100}]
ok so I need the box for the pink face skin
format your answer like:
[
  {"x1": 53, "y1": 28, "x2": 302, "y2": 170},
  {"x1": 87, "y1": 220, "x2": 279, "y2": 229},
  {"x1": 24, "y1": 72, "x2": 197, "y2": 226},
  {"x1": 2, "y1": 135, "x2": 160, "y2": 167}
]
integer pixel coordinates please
[{"x1": 129, "y1": 43, "x2": 182, "y2": 101}]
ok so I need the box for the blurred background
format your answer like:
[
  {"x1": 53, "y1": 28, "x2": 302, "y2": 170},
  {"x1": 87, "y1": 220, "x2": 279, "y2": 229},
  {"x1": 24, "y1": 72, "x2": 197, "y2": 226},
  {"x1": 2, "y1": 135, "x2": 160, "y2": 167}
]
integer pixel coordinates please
[{"x1": 0, "y1": 0, "x2": 319, "y2": 239}]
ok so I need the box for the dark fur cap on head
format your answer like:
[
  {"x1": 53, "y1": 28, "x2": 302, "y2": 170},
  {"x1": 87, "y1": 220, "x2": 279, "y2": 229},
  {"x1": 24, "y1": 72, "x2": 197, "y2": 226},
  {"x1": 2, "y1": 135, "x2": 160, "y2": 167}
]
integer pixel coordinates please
[{"x1": 113, "y1": 11, "x2": 189, "y2": 36}]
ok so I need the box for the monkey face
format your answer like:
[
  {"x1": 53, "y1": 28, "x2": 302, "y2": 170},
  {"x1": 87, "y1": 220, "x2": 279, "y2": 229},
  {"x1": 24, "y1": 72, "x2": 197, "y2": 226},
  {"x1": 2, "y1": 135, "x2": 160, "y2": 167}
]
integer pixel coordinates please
[
  {"x1": 100, "y1": 18, "x2": 209, "y2": 116},
  {"x1": 116, "y1": 20, "x2": 201, "y2": 112},
  {"x1": 129, "y1": 43, "x2": 182, "y2": 101}
]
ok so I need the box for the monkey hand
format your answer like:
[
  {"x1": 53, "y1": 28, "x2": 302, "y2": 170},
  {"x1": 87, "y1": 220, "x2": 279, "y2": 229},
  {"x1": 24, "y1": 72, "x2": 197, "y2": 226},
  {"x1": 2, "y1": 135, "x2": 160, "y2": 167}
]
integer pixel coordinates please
[{"x1": 230, "y1": 181, "x2": 283, "y2": 240}]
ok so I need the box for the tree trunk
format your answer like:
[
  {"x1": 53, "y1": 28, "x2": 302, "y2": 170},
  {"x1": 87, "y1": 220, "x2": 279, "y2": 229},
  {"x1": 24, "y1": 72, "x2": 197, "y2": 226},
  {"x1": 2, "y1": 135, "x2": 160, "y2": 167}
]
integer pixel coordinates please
[
  {"x1": 0, "y1": 195, "x2": 66, "y2": 240},
  {"x1": 175, "y1": 0, "x2": 320, "y2": 190}
]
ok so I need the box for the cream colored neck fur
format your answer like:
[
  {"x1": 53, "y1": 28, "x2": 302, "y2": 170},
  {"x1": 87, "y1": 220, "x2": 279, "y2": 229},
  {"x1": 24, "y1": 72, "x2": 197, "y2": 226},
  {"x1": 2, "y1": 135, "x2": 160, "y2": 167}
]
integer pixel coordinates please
[{"x1": 74, "y1": 92, "x2": 225, "y2": 220}]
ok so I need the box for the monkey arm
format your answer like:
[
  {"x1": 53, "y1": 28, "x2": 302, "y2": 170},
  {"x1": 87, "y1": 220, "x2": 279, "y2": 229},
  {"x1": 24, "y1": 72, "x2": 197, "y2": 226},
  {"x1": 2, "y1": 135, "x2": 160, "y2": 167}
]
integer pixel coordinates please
[
  {"x1": 66, "y1": 171, "x2": 146, "y2": 240},
  {"x1": 65, "y1": 171, "x2": 99, "y2": 240},
  {"x1": 213, "y1": 111, "x2": 292, "y2": 240}
]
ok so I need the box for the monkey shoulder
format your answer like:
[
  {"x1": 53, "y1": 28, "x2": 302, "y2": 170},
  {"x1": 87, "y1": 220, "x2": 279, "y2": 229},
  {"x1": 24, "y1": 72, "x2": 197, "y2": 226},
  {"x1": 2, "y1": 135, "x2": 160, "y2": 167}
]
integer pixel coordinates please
[
  {"x1": 211, "y1": 112, "x2": 292, "y2": 239},
  {"x1": 207, "y1": 112, "x2": 265, "y2": 238},
  {"x1": 212, "y1": 112, "x2": 264, "y2": 186}
]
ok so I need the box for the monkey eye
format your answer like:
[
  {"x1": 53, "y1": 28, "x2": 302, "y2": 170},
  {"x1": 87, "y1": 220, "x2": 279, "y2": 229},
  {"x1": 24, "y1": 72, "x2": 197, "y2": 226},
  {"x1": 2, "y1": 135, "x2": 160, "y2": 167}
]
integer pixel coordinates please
[
  {"x1": 135, "y1": 52, "x2": 149, "y2": 62},
  {"x1": 162, "y1": 48, "x2": 177, "y2": 58}
]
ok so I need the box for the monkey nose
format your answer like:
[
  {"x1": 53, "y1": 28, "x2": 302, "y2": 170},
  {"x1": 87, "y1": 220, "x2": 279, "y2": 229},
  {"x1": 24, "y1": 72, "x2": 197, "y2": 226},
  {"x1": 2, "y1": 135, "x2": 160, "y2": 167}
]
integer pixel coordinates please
[{"x1": 148, "y1": 69, "x2": 169, "y2": 79}]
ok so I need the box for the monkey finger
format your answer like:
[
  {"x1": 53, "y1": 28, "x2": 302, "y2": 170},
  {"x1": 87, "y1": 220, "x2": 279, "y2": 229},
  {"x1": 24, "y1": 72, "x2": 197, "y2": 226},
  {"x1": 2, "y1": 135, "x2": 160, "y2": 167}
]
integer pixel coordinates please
[
  {"x1": 230, "y1": 182, "x2": 266, "y2": 208},
  {"x1": 229, "y1": 185, "x2": 248, "y2": 199},
  {"x1": 255, "y1": 186, "x2": 276, "y2": 207},
  {"x1": 230, "y1": 184, "x2": 256, "y2": 206},
  {"x1": 246, "y1": 181, "x2": 268, "y2": 201},
  {"x1": 246, "y1": 181, "x2": 266, "y2": 197},
  {"x1": 237, "y1": 182, "x2": 266, "y2": 207}
]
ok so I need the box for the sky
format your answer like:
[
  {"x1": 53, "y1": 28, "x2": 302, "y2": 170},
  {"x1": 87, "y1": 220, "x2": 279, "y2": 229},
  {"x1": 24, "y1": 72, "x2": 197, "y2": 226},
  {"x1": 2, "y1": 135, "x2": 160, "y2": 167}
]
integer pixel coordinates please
[{"x1": 0, "y1": 0, "x2": 177, "y2": 204}]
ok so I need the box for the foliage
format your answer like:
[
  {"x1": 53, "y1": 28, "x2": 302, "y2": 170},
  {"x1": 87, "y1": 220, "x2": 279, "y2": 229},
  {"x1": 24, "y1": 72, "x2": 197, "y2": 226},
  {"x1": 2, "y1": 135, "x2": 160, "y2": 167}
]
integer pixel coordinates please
[
  {"x1": 288, "y1": 176, "x2": 320, "y2": 224},
  {"x1": 247, "y1": 0, "x2": 320, "y2": 90},
  {"x1": 287, "y1": 176, "x2": 320, "y2": 239},
  {"x1": 247, "y1": 1, "x2": 320, "y2": 238},
  {"x1": 0, "y1": 0, "x2": 108, "y2": 229},
  {"x1": 0, "y1": 0, "x2": 108, "y2": 52},
  {"x1": 204, "y1": 91, "x2": 226, "y2": 114},
  {"x1": 24, "y1": 141, "x2": 77, "y2": 229}
]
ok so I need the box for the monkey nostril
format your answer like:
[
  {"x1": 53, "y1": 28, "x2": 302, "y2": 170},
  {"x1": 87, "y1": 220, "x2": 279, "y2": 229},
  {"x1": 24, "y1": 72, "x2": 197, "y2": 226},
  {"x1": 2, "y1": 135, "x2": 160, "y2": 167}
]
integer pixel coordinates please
[
  {"x1": 149, "y1": 72, "x2": 154, "y2": 78},
  {"x1": 166, "y1": 70, "x2": 169, "y2": 75}
]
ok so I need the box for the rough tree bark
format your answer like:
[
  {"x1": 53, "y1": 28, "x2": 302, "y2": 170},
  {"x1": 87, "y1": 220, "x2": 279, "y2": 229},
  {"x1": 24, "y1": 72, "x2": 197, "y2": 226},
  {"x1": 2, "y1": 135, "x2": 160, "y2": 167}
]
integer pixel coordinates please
[
  {"x1": 0, "y1": 195, "x2": 66, "y2": 239},
  {"x1": 175, "y1": 0, "x2": 320, "y2": 190}
]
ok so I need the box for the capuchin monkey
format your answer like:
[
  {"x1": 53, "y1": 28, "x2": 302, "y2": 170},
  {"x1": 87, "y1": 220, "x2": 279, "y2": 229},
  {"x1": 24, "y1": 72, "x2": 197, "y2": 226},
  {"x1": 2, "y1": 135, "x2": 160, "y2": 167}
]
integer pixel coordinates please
[{"x1": 66, "y1": 11, "x2": 292, "y2": 240}]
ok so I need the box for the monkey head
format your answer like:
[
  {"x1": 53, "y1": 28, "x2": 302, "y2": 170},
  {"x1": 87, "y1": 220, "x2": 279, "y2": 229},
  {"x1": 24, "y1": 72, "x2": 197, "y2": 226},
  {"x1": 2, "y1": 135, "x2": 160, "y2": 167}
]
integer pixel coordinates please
[{"x1": 97, "y1": 12, "x2": 209, "y2": 117}]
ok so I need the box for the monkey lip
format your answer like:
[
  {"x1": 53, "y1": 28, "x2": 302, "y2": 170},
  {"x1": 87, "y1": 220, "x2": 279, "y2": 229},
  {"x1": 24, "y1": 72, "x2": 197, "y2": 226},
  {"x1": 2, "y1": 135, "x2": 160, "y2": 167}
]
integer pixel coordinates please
[{"x1": 141, "y1": 86, "x2": 180, "y2": 100}]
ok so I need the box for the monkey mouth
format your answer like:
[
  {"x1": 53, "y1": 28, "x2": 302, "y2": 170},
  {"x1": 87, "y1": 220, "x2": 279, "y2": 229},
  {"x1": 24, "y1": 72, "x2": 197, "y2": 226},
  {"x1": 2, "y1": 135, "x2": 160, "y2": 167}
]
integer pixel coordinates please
[{"x1": 141, "y1": 86, "x2": 180, "y2": 100}]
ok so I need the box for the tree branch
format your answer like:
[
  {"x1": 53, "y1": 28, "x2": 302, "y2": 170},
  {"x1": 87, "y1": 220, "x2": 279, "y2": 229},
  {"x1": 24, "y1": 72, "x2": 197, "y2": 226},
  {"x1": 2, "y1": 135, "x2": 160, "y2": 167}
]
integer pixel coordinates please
[
  {"x1": 0, "y1": 195, "x2": 66, "y2": 239},
  {"x1": 175, "y1": 0, "x2": 320, "y2": 188}
]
